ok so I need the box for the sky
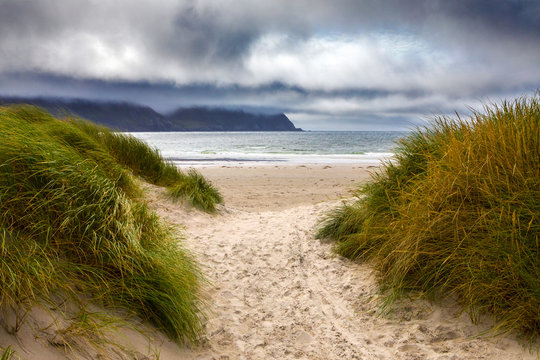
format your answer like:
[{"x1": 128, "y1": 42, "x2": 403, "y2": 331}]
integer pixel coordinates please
[{"x1": 0, "y1": 0, "x2": 539, "y2": 130}]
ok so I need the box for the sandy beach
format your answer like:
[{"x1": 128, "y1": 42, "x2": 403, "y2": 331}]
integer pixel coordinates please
[
  {"x1": 2, "y1": 164, "x2": 536, "y2": 359},
  {"x1": 3, "y1": 1, "x2": 539, "y2": 358},
  {"x1": 193, "y1": 164, "x2": 376, "y2": 211},
  {"x1": 143, "y1": 164, "x2": 537, "y2": 360}
]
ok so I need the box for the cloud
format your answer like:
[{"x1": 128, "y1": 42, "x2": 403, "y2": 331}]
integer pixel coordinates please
[{"x1": 0, "y1": 0, "x2": 538, "y2": 129}]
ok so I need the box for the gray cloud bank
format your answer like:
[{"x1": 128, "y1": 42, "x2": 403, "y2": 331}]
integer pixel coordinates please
[{"x1": 0, "y1": 0, "x2": 539, "y2": 130}]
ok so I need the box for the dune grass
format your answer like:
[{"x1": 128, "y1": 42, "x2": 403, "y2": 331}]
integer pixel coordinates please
[
  {"x1": 0, "y1": 346, "x2": 16, "y2": 360},
  {"x1": 318, "y1": 94, "x2": 540, "y2": 337},
  {"x1": 70, "y1": 119, "x2": 184, "y2": 186},
  {"x1": 168, "y1": 170, "x2": 224, "y2": 212},
  {"x1": 71, "y1": 117, "x2": 223, "y2": 210},
  {"x1": 0, "y1": 105, "x2": 222, "y2": 344}
]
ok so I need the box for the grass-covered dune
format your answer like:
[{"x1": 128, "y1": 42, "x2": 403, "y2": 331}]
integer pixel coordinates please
[
  {"x1": 318, "y1": 94, "x2": 539, "y2": 337},
  {"x1": 0, "y1": 105, "x2": 222, "y2": 345}
]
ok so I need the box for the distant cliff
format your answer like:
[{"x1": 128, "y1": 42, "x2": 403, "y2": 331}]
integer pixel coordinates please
[
  {"x1": 0, "y1": 97, "x2": 301, "y2": 132},
  {"x1": 166, "y1": 107, "x2": 299, "y2": 131}
]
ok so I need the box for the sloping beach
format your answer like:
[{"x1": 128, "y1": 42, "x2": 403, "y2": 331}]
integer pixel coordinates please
[{"x1": 144, "y1": 164, "x2": 536, "y2": 360}]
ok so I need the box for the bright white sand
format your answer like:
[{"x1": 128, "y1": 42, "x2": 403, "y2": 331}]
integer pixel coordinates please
[
  {"x1": 147, "y1": 164, "x2": 537, "y2": 360},
  {"x1": 1, "y1": 164, "x2": 537, "y2": 359}
]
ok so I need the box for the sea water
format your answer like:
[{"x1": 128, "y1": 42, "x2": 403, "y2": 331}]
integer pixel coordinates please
[{"x1": 130, "y1": 131, "x2": 408, "y2": 166}]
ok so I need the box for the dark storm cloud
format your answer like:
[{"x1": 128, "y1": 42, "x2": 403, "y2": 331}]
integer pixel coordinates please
[
  {"x1": 157, "y1": 0, "x2": 540, "y2": 72},
  {"x1": 169, "y1": 6, "x2": 259, "y2": 63},
  {"x1": 439, "y1": 0, "x2": 540, "y2": 38},
  {"x1": 0, "y1": 0, "x2": 538, "y2": 129},
  {"x1": 2, "y1": 0, "x2": 537, "y2": 70},
  {"x1": 2, "y1": 71, "x2": 515, "y2": 125},
  {"x1": 0, "y1": 72, "x2": 397, "y2": 111},
  {"x1": 0, "y1": 0, "x2": 65, "y2": 36}
]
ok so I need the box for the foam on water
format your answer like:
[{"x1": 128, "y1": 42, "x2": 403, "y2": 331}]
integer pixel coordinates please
[{"x1": 130, "y1": 131, "x2": 407, "y2": 166}]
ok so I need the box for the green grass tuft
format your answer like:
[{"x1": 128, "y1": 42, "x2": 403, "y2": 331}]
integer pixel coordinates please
[
  {"x1": 61, "y1": 115, "x2": 222, "y2": 208},
  {"x1": 0, "y1": 346, "x2": 17, "y2": 360},
  {"x1": 318, "y1": 93, "x2": 540, "y2": 337},
  {"x1": 168, "y1": 170, "x2": 223, "y2": 212},
  {"x1": 0, "y1": 105, "x2": 220, "y2": 344}
]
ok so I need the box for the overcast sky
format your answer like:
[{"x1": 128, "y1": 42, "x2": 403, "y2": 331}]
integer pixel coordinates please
[{"x1": 0, "y1": 0, "x2": 539, "y2": 130}]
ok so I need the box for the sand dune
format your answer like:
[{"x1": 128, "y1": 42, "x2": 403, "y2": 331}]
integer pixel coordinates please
[
  {"x1": 145, "y1": 164, "x2": 537, "y2": 360},
  {"x1": 1, "y1": 164, "x2": 536, "y2": 359}
]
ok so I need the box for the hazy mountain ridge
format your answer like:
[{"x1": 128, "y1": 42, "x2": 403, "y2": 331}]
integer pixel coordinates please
[
  {"x1": 166, "y1": 107, "x2": 299, "y2": 131},
  {"x1": 0, "y1": 97, "x2": 301, "y2": 132}
]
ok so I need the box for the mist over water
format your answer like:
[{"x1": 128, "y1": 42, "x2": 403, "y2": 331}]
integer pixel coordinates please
[{"x1": 131, "y1": 131, "x2": 408, "y2": 166}]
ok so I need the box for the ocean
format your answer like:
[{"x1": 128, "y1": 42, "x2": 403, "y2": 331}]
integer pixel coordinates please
[{"x1": 130, "y1": 131, "x2": 408, "y2": 166}]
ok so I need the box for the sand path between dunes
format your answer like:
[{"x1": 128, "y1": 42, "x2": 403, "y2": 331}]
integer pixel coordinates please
[{"x1": 145, "y1": 165, "x2": 537, "y2": 360}]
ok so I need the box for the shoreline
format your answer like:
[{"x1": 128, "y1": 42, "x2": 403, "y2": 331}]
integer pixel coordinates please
[
  {"x1": 129, "y1": 130, "x2": 403, "y2": 168},
  {"x1": 168, "y1": 155, "x2": 391, "y2": 167}
]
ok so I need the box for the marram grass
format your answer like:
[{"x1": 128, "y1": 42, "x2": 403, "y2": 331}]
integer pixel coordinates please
[
  {"x1": 72, "y1": 117, "x2": 223, "y2": 209},
  {"x1": 318, "y1": 94, "x2": 540, "y2": 337},
  {"x1": 168, "y1": 170, "x2": 224, "y2": 212},
  {"x1": 0, "y1": 346, "x2": 16, "y2": 360},
  {"x1": 0, "y1": 105, "x2": 221, "y2": 344}
]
